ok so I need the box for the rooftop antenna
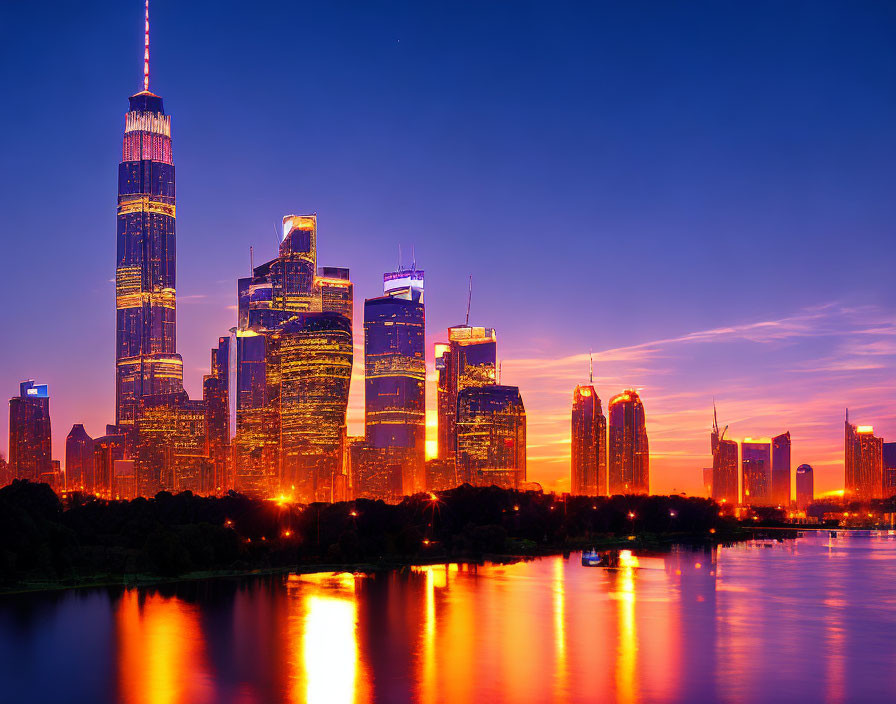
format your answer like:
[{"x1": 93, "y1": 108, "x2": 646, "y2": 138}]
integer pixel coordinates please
[
  {"x1": 465, "y1": 275, "x2": 472, "y2": 326},
  {"x1": 249, "y1": 246, "x2": 254, "y2": 275},
  {"x1": 412, "y1": 245, "x2": 416, "y2": 270},
  {"x1": 713, "y1": 398, "x2": 719, "y2": 435},
  {"x1": 398, "y1": 244, "x2": 402, "y2": 272},
  {"x1": 589, "y1": 349, "x2": 594, "y2": 384},
  {"x1": 143, "y1": 0, "x2": 150, "y2": 92}
]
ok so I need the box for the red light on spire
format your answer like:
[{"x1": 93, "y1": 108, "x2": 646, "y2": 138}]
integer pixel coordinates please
[{"x1": 143, "y1": 0, "x2": 150, "y2": 92}]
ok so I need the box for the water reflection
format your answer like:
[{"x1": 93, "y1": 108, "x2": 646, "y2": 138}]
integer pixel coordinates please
[{"x1": 4, "y1": 533, "x2": 896, "y2": 703}]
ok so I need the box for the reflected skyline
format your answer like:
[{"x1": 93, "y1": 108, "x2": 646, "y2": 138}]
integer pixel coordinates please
[{"x1": 4, "y1": 534, "x2": 896, "y2": 702}]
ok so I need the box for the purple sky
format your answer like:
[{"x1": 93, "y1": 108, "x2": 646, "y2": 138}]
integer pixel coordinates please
[{"x1": 1, "y1": 1, "x2": 894, "y2": 493}]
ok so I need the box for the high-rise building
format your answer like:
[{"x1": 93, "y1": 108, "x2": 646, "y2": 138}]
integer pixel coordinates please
[
  {"x1": 795, "y1": 464, "x2": 814, "y2": 509},
  {"x1": 884, "y1": 443, "x2": 896, "y2": 498},
  {"x1": 711, "y1": 406, "x2": 739, "y2": 505},
  {"x1": 0, "y1": 453, "x2": 11, "y2": 488},
  {"x1": 8, "y1": 381, "x2": 52, "y2": 483},
  {"x1": 115, "y1": 6, "x2": 183, "y2": 428},
  {"x1": 64, "y1": 424, "x2": 95, "y2": 492},
  {"x1": 570, "y1": 382, "x2": 607, "y2": 496},
  {"x1": 608, "y1": 389, "x2": 649, "y2": 495},
  {"x1": 845, "y1": 413, "x2": 883, "y2": 501},
  {"x1": 702, "y1": 468, "x2": 713, "y2": 497},
  {"x1": 435, "y1": 325, "x2": 497, "y2": 462},
  {"x1": 363, "y1": 265, "x2": 426, "y2": 497},
  {"x1": 134, "y1": 392, "x2": 208, "y2": 496},
  {"x1": 203, "y1": 336, "x2": 231, "y2": 493},
  {"x1": 742, "y1": 439, "x2": 772, "y2": 506},
  {"x1": 279, "y1": 313, "x2": 353, "y2": 502},
  {"x1": 456, "y1": 385, "x2": 526, "y2": 489},
  {"x1": 314, "y1": 267, "x2": 353, "y2": 319},
  {"x1": 93, "y1": 426, "x2": 128, "y2": 497},
  {"x1": 771, "y1": 431, "x2": 791, "y2": 506}
]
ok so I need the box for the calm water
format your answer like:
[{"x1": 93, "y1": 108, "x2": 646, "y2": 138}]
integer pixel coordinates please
[{"x1": 2, "y1": 532, "x2": 896, "y2": 703}]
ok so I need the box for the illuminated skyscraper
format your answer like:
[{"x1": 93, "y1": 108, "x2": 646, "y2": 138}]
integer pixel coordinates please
[
  {"x1": 94, "y1": 428, "x2": 128, "y2": 497},
  {"x1": 570, "y1": 376, "x2": 607, "y2": 496},
  {"x1": 115, "y1": 4, "x2": 183, "y2": 428},
  {"x1": 884, "y1": 443, "x2": 896, "y2": 498},
  {"x1": 279, "y1": 313, "x2": 353, "y2": 502},
  {"x1": 134, "y1": 392, "x2": 209, "y2": 496},
  {"x1": 435, "y1": 325, "x2": 497, "y2": 462},
  {"x1": 710, "y1": 413, "x2": 738, "y2": 505},
  {"x1": 314, "y1": 267, "x2": 353, "y2": 319},
  {"x1": 456, "y1": 385, "x2": 526, "y2": 488},
  {"x1": 742, "y1": 439, "x2": 772, "y2": 506},
  {"x1": 64, "y1": 424, "x2": 94, "y2": 492},
  {"x1": 608, "y1": 389, "x2": 649, "y2": 495},
  {"x1": 363, "y1": 265, "x2": 426, "y2": 498},
  {"x1": 8, "y1": 381, "x2": 52, "y2": 483},
  {"x1": 771, "y1": 431, "x2": 791, "y2": 506},
  {"x1": 795, "y1": 464, "x2": 814, "y2": 509},
  {"x1": 203, "y1": 336, "x2": 231, "y2": 493},
  {"x1": 845, "y1": 412, "x2": 883, "y2": 500}
]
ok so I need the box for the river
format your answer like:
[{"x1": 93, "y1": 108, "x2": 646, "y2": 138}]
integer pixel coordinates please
[{"x1": 2, "y1": 531, "x2": 895, "y2": 703}]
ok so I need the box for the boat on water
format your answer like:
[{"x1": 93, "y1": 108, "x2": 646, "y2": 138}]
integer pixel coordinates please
[{"x1": 582, "y1": 549, "x2": 639, "y2": 569}]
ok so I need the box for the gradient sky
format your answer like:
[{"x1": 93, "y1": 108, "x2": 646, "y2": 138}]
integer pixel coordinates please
[{"x1": 1, "y1": 0, "x2": 894, "y2": 495}]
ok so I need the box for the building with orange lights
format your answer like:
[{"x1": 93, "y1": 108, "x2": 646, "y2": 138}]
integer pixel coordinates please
[
  {"x1": 8, "y1": 381, "x2": 52, "y2": 483},
  {"x1": 795, "y1": 464, "x2": 814, "y2": 509},
  {"x1": 710, "y1": 406, "x2": 739, "y2": 505},
  {"x1": 845, "y1": 413, "x2": 884, "y2": 500},
  {"x1": 435, "y1": 325, "x2": 497, "y2": 463},
  {"x1": 570, "y1": 384, "x2": 607, "y2": 496},
  {"x1": 884, "y1": 443, "x2": 896, "y2": 498},
  {"x1": 456, "y1": 385, "x2": 526, "y2": 488},
  {"x1": 608, "y1": 389, "x2": 649, "y2": 495},
  {"x1": 64, "y1": 424, "x2": 94, "y2": 492},
  {"x1": 742, "y1": 439, "x2": 772, "y2": 506},
  {"x1": 363, "y1": 265, "x2": 426, "y2": 498},
  {"x1": 771, "y1": 431, "x2": 791, "y2": 506},
  {"x1": 203, "y1": 336, "x2": 231, "y2": 493}
]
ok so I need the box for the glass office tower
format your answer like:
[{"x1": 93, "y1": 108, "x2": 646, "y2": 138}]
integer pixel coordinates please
[
  {"x1": 115, "y1": 85, "x2": 183, "y2": 428},
  {"x1": 571, "y1": 384, "x2": 607, "y2": 496},
  {"x1": 741, "y1": 439, "x2": 772, "y2": 506},
  {"x1": 845, "y1": 414, "x2": 884, "y2": 500},
  {"x1": 795, "y1": 464, "x2": 814, "y2": 509},
  {"x1": 64, "y1": 424, "x2": 94, "y2": 492},
  {"x1": 608, "y1": 389, "x2": 649, "y2": 495},
  {"x1": 771, "y1": 431, "x2": 791, "y2": 506},
  {"x1": 456, "y1": 385, "x2": 526, "y2": 489},
  {"x1": 8, "y1": 381, "x2": 52, "y2": 483}
]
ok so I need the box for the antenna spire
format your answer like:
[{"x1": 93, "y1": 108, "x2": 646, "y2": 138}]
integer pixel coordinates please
[
  {"x1": 143, "y1": 0, "x2": 150, "y2": 92},
  {"x1": 465, "y1": 275, "x2": 472, "y2": 326},
  {"x1": 589, "y1": 349, "x2": 593, "y2": 384},
  {"x1": 713, "y1": 398, "x2": 718, "y2": 434}
]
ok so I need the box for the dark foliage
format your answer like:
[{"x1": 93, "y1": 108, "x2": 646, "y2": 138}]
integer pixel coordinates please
[{"x1": 0, "y1": 480, "x2": 732, "y2": 590}]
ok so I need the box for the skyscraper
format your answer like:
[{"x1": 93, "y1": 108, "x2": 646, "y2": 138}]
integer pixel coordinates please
[
  {"x1": 771, "y1": 431, "x2": 791, "y2": 506},
  {"x1": 435, "y1": 325, "x2": 497, "y2": 462},
  {"x1": 456, "y1": 385, "x2": 526, "y2": 489},
  {"x1": 884, "y1": 443, "x2": 896, "y2": 498},
  {"x1": 203, "y1": 336, "x2": 231, "y2": 493},
  {"x1": 115, "y1": 2, "x2": 183, "y2": 428},
  {"x1": 845, "y1": 413, "x2": 883, "y2": 501},
  {"x1": 608, "y1": 389, "x2": 649, "y2": 495},
  {"x1": 570, "y1": 377, "x2": 607, "y2": 496},
  {"x1": 742, "y1": 439, "x2": 772, "y2": 506},
  {"x1": 64, "y1": 424, "x2": 95, "y2": 492},
  {"x1": 279, "y1": 313, "x2": 353, "y2": 502},
  {"x1": 795, "y1": 464, "x2": 814, "y2": 509},
  {"x1": 363, "y1": 265, "x2": 426, "y2": 497},
  {"x1": 8, "y1": 381, "x2": 52, "y2": 483},
  {"x1": 710, "y1": 406, "x2": 738, "y2": 504}
]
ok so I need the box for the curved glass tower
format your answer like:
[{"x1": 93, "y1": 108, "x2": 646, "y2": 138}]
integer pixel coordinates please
[
  {"x1": 115, "y1": 56, "x2": 182, "y2": 427},
  {"x1": 571, "y1": 385, "x2": 607, "y2": 496},
  {"x1": 608, "y1": 389, "x2": 649, "y2": 495}
]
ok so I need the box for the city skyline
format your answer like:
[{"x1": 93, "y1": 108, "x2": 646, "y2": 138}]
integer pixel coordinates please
[{"x1": 1, "y1": 1, "x2": 895, "y2": 495}]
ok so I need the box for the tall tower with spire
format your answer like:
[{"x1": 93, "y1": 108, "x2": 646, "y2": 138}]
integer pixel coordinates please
[
  {"x1": 115, "y1": 0, "x2": 183, "y2": 428},
  {"x1": 570, "y1": 352, "x2": 607, "y2": 496}
]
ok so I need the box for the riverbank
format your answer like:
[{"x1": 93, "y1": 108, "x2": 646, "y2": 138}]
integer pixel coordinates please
[{"x1": 1, "y1": 480, "x2": 737, "y2": 596}]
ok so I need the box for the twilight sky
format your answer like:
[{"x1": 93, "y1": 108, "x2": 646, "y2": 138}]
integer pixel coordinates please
[{"x1": 1, "y1": 0, "x2": 894, "y2": 495}]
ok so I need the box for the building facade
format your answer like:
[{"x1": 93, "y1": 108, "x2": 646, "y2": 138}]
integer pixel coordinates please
[
  {"x1": 363, "y1": 266, "x2": 426, "y2": 497},
  {"x1": 711, "y1": 412, "x2": 739, "y2": 505},
  {"x1": 845, "y1": 414, "x2": 884, "y2": 501},
  {"x1": 795, "y1": 464, "x2": 814, "y2": 509},
  {"x1": 64, "y1": 424, "x2": 95, "y2": 492},
  {"x1": 456, "y1": 385, "x2": 526, "y2": 489},
  {"x1": 742, "y1": 439, "x2": 772, "y2": 506},
  {"x1": 115, "y1": 83, "x2": 183, "y2": 428},
  {"x1": 570, "y1": 384, "x2": 607, "y2": 496},
  {"x1": 884, "y1": 442, "x2": 896, "y2": 498},
  {"x1": 771, "y1": 431, "x2": 791, "y2": 506},
  {"x1": 608, "y1": 389, "x2": 649, "y2": 495},
  {"x1": 435, "y1": 325, "x2": 497, "y2": 462},
  {"x1": 8, "y1": 381, "x2": 52, "y2": 483},
  {"x1": 203, "y1": 336, "x2": 231, "y2": 493}
]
